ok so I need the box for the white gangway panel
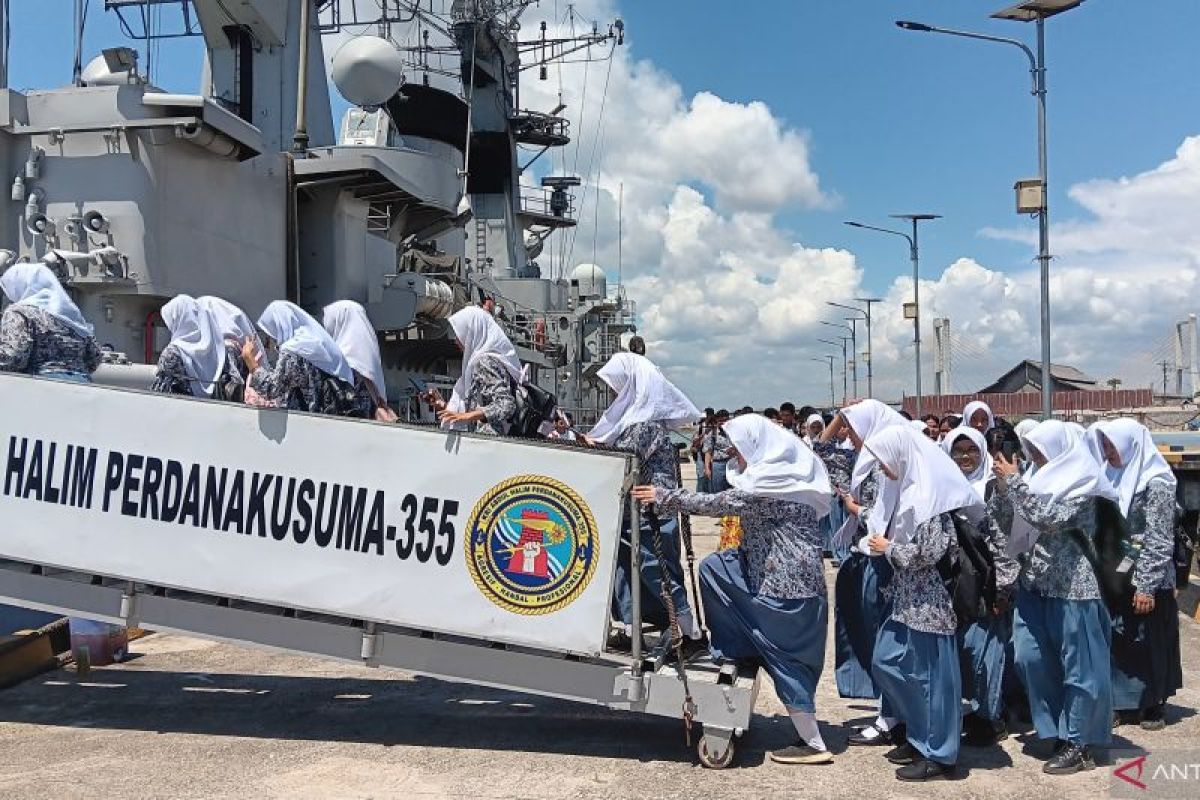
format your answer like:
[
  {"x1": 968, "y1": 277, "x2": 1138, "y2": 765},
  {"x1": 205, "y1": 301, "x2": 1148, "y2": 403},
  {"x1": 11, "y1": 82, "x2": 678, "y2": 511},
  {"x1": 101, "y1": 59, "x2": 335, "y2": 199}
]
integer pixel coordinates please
[{"x1": 0, "y1": 374, "x2": 631, "y2": 657}]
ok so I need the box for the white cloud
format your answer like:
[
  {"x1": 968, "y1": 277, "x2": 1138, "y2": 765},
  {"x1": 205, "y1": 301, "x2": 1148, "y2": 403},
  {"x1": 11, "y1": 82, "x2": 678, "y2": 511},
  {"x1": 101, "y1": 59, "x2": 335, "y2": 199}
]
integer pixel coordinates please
[{"x1": 328, "y1": 3, "x2": 1200, "y2": 409}]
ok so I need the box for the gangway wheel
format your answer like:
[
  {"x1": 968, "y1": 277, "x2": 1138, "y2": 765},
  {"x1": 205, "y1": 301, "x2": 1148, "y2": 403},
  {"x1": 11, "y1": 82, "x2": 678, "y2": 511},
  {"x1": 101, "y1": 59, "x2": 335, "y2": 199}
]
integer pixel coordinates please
[{"x1": 696, "y1": 727, "x2": 737, "y2": 769}]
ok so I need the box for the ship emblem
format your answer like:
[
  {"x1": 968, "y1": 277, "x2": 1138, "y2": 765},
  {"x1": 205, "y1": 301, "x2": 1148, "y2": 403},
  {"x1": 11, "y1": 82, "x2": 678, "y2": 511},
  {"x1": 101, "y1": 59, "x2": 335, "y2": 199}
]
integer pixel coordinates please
[{"x1": 465, "y1": 476, "x2": 599, "y2": 616}]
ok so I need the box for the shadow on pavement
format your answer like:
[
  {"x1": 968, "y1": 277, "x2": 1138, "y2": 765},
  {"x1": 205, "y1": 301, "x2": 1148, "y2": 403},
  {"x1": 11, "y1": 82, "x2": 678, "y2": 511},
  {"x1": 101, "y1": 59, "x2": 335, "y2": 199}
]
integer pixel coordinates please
[{"x1": 0, "y1": 666, "x2": 778, "y2": 767}]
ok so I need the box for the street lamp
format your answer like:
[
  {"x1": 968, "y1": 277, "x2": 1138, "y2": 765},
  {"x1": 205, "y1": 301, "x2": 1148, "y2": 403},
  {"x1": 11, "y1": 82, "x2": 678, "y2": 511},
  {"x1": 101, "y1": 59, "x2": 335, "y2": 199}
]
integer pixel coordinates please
[
  {"x1": 895, "y1": 0, "x2": 1087, "y2": 420},
  {"x1": 811, "y1": 356, "x2": 836, "y2": 408},
  {"x1": 821, "y1": 320, "x2": 858, "y2": 399},
  {"x1": 845, "y1": 215, "x2": 941, "y2": 417},
  {"x1": 819, "y1": 337, "x2": 849, "y2": 406},
  {"x1": 830, "y1": 298, "x2": 882, "y2": 398}
]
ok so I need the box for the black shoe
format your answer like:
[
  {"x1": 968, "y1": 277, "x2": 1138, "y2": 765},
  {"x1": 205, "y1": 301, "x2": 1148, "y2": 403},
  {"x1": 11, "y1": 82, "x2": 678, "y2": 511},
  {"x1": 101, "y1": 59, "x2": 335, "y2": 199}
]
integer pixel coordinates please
[
  {"x1": 1113, "y1": 709, "x2": 1141, "y2": 728},
  {"x1": 1140, "y1": 704, "x2": 1166, "y2": 731},
  {"x1": 675, "y1": 634, "x2": 710, "y2": 664},
  {"x1": 962, "y1": 714, "x2": 1008, "y2": 747},
  {"x1": 885, "y1": 741, "x2": 917, "y2": 765},
  {"x1": 896, "y1": 758, "x2": 954, "y2": 782},
  {"x1": 769, "y1": 742, "x2": 834, "y2": 765},
  {"x1": 849, "y1": 722, "x2": 905, "y2": 747},
  {"x1": 607, "y1": 628, "x2": 635, "y2": 652},
  {"x1": 1043, "y1": 743, "x2": 1095, "y2": 775}
]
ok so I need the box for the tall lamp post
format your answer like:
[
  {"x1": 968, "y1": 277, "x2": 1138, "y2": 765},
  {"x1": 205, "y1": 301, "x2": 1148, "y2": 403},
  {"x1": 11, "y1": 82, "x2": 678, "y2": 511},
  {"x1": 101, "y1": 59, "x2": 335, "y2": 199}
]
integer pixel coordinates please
[
  {"x1": 896, "y1": 0, "x2": 1087, "y2": 420},
  {"x1": 831, "y1": 299, "x2": 882, "y2": 398},
  {"x1": 821, "y1": 320, "x2": 858, "y2": 399},
  {"x1": 845, "y1": 215, "x2": 941, "y2": 417},
  {"x1": 819, "y1": 337, "x2": 849, "y2": 406},
  {"x1": 811, "y1": 356, "x2": 836, "y2": 408}
]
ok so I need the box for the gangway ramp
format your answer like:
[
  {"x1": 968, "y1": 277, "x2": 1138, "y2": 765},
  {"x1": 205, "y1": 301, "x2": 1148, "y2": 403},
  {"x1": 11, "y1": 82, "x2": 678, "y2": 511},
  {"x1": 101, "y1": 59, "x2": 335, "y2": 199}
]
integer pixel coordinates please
[{"x1": 0, "y1": 374, "x2": 757, "y2": 767}]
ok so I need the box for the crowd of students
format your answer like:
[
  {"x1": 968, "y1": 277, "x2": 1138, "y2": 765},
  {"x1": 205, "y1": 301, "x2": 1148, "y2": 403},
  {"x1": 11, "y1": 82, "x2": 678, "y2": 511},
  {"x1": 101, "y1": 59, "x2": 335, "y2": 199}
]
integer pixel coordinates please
[
  {"x1": 0, "y1": 267, "x2": 1185, "y2": 781},
  {"x1": 652, "y1": 394, "x2": 1185, "y2": 780}
]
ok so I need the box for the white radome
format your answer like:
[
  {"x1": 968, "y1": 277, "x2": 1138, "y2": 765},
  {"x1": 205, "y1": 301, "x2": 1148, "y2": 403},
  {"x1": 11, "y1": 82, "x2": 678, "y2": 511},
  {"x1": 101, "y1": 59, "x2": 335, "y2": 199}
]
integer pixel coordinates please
[
  {"x1": 332, "y1": 36, "x2": 406, "y2": 108},
  {"x1": 572, "y1": 263, "x2": 608, "y2": 299}
]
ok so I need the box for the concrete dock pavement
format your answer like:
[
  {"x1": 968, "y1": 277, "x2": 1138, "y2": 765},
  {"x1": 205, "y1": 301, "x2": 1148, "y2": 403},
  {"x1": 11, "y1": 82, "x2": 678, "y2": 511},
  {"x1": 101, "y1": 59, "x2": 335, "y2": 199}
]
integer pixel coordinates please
[{"x1": 0, "y1": 463, "x2": 1196, "y2": 799}]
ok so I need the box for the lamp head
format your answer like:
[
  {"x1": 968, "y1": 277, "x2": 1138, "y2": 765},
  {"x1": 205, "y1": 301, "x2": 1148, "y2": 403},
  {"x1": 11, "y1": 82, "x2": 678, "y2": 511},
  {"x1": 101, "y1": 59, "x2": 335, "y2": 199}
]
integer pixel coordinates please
[{"x1": 896, "y1": 20, "x2": 934, "y2": 32}]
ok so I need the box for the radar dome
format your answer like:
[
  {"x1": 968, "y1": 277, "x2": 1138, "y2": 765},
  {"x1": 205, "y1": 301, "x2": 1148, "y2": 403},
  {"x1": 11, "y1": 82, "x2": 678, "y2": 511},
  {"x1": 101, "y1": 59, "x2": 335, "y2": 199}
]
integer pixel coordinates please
[
  {"x1": 82, "y1": 55, "x2": 136, "y2": 87},
  {"x1": 571, "y1": 263, "x2": 607, "y2": 299},
  {"x1": 332, "y1": 37, "x2": 405, "y2": 108}
]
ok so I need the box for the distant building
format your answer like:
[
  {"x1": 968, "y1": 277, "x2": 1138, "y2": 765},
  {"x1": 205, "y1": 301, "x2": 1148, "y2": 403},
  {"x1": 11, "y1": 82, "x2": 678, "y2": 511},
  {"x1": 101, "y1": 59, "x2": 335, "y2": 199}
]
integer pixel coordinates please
[
  {"x1": 901, "y1": 359, "x2": 1149, "y2": 418},
  {"x1": 978, "y1": 360, "x2": 1098, "y2": 394}
]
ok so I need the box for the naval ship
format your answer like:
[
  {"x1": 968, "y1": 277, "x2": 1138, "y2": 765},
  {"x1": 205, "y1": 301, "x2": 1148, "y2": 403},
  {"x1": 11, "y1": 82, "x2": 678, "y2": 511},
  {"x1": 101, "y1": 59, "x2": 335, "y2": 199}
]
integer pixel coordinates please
[{"x1": 0, "y1": 0, "x2": 636, "y2": 426}]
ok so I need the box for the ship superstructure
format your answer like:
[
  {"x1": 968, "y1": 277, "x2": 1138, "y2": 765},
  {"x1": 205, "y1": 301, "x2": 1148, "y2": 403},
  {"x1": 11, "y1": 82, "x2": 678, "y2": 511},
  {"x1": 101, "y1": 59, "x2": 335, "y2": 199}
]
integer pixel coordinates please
[{"x1": 0, "y1": 0, "x2": 636, "y2": 423}]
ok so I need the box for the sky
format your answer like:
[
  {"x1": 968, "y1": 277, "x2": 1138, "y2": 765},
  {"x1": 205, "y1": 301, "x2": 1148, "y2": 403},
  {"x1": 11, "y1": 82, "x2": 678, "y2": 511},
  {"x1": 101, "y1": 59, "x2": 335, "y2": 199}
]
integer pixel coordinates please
[{"x1": 10, "y1": 1, "x2": 1200, "y2": 409}]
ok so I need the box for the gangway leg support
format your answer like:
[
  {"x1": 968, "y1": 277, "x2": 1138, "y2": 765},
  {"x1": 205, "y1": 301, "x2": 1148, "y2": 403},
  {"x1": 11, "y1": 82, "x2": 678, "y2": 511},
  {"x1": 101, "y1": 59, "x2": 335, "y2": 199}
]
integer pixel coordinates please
[
  {"x1": 119, "y1": 582, "x2": 139, "y2": 628},
  {"x1": 361, "y1": 622, "x2": 379, "y2": 667}
]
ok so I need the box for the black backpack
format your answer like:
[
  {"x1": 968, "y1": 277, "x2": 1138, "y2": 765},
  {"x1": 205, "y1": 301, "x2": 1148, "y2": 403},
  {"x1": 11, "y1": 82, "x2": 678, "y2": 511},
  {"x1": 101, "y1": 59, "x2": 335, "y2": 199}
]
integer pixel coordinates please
[
  {"x1": 1173, "y1": 503, "x2": 1197, "y2": 589},
  {"x1": 510, "y1": 379, "x2": 558, "y2": 438},
  {"x1": 1064, "y1": 497, "x2": 1135, "y2": 610},
  {"x1": 936, "y1": 511, "x2": 997, "y2": 624}
]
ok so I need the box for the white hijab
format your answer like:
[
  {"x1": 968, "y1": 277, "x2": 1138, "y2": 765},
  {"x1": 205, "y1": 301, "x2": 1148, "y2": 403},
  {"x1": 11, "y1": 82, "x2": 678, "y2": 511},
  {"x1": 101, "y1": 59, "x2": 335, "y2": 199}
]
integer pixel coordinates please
[
  {"x1": 1091, "y1": 418, "x2": 1176, "y2": 515},
  {"x1": 323, "y1": 300, "x2": 387, "y2": 397},
  {"x1": 0, "y1": 263, "x2": 93, "y2": 338},
  {"x1": 198, "y1": 295, "x2": 262, "y2": 354},
  {"x1": 160, "y1": 295, "x2": 226, "y2": 398},
  {"x1": 257, "y1": 301, "x2": 355, "y2": 384},
  {"x1": 447, "y1": 306, "x2": 523, "y2": 412},
  {"x1": 1022, "y1": 420, "x2": 1119, "y2": 505},
  {"x1": 963, "y1": 400, "x2": 995, "y2": 433},
  {"x1": 724, "y1": 413, "x2": 832, "y2": 516},
  {"x1": 589, "y1": 351, "x2": 699, "y2": 445},
  {"x1": 941, "y1": 426, "x2": 994, "y2": 501},
  {"x1": 842, "y1": 399, "x2": 907, "y2": 495},
  {"x1": 864, "y1": 425, "x2": 983, "y2": 545}
]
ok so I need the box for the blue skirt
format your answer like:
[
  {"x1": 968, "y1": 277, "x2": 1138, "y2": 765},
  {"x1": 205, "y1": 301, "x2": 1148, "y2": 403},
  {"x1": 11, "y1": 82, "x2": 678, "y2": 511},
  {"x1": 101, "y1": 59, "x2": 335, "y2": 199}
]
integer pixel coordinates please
[
  {"x1": 1111, "y1": 589, "x2": 1182, "y2": 712},
  {"x1": 694, "y1": 454, "x2": 710, "y2": 493},
  {"x1": 700, "y1": 550, "x2": 827, "y2": 713},
  {"x1": 872, "y1": 619, "x2": 962, "y2": 766},
  {"x1": 834, "y1": 552, "x2": 893, "y2": 699},
  {"x1": 709, "y1": 460, "x2": 731, "y2": 493},
  {"x1": 1013, "y1": 589, "x2": 1112, "y2": 746},
  {"x1": 612, "y1": 511, "x2": 693, "y2": 630},
  {"x1": 958, "y1": 611, "x2": 1011, "y2": 722}
]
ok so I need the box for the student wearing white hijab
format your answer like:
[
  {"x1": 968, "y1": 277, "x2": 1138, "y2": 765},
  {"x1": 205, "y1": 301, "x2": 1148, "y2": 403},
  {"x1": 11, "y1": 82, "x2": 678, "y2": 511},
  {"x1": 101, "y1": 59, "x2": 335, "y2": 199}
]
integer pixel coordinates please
[
  {"x1": 151, "y1": 295, "x2": 233, "y2": 398},
  {"x1": 1013, "y1": 418, "x2": 1038, "y2": 473},
  {"x1": 323, "y1": 300, "x2": 397, "y2": 422},
  {"x1": 590, "y1": 352, "x2": 702, "y2": 648},
  {"x1": 426, "y1": 306, "x2": 522, "y2": 435},
  {"x1": 1088, "y1": 419, "x2": 1181, "y2": 730},
  {"x1": 863, "y1": 425, "x2": 981, "y2": 782},
  {"x1": 0, "y1": 263, "x2": 100, "y2": 382},
  {"x1": 815, "y1": 400, "x2": 908, "y2": 730},
  {"x1": 993, "y1": 419, "x2": 1119, "y2": 774},
  {"x1": 942, "y1": 426, "x2": 1021, "y2": 746},
  {"x1": 802, "y1": 413, "x2": 825, "y2": 445},
  {"x1": 963, "y1": 401, "x2": 995, "y2": 435},
  {"x1": 244, "y1": 300, "x2": 360, "y2": 415},
  {"x1": 198, "y1": 295, "x2": 264, "y2": 378},
  {"x1": 633, "y1": 413, "x2": 836, "y2": 766}
]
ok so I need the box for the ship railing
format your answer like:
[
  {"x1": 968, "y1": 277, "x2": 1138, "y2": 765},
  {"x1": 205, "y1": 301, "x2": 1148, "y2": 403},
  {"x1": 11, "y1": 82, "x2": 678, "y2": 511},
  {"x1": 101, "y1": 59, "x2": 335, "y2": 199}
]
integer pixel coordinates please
[
  {"x1": 520, "y1": 185, "x2": 576, "y2": 222},
  {"x1": 511, "y1": 111, "x2": 571, "y2": 143},
  {"x1": 498, "y1": 311, "x2": 561, "y2": 357}
]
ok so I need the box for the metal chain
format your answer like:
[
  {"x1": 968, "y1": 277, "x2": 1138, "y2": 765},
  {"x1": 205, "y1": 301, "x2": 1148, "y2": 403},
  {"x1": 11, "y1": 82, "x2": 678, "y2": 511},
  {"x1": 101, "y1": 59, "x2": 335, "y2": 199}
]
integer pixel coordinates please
[
  {"x1": 645, "y1": 507, "x2": 697, "y2": 747},
  {"x1": 673, "y1": 457, "x2": 706, "y2": 635}
]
